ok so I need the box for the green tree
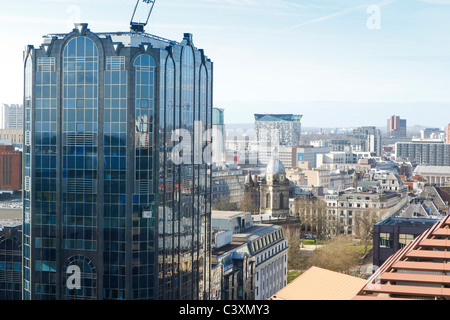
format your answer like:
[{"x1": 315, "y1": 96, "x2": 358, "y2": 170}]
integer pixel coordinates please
[
  {"x1": 354, "y1": 208, "x2": 379, "y2": 255},
  {"x1": 212, "y1": 198, "x2": 237, "y2": 211},
  {"x1": 292, "y1": 198, "x2": 327, "y2": 239},
  {"x1": 240, "y1": 192, "x2": 259, "y2": 214},
  {"x1": 309, "y1": 235, "x2": 361, "y2": 274}
]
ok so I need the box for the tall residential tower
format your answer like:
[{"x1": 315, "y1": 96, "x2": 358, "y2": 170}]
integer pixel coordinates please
[
  {"x1": 387, "y1": 115, "x2": 407, "y2": 138},
  {"x1": 23, "y1": 23, "x2": 213, "y2": 300},
  {"x1": 351, "y1": 126, "x2": 382, "y2": 157}
]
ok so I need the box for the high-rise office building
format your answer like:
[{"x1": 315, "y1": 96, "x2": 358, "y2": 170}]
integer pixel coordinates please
[
  {"x1": 23, "y1": 23, "x2": 213, "y2": 300},
  {"x1": 387, "y1": 115, "x2": 406, "y2": 138},
  {"x1": 0, "y1": 104, "x2": 23, "y2": 130},
  {"x1": 254, "y1": 114, "x2": 302, "y2": 165},
  {"x1": 351, "y1": 126, "x2": 382, "y2": 157},
  {"x1": 212, "y1": 108, "x2": 225, "y2": 164},
  {"x1": 254, "y1": 114, "x2": 302, "y2": 148}
]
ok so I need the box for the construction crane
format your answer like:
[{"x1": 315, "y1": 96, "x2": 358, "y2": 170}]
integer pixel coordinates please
[{"x1": 130, "y1": 0, "x2": 157, "y2": 33}]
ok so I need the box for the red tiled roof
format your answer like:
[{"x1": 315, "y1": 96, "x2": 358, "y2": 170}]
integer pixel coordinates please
[{"x1": 353, "y1": 215, "x2": 450, "y2": 300}]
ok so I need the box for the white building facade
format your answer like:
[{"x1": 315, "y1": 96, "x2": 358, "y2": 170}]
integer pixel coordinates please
[
  {"x1": 0, "y1": 104, "x2": 23, "y2": 130},
  {"x1": 414, "y1": 166, "x2": 450, "y2": 186},
  {"x1": 211, "y1": 211, "x2": 289, "y2": 300},
  {"x1": 352, "y1": 126, "x2": 382, "y2": 156},
  {"x1": 241, "y1": 225, "x2": 288, "y2": 301}
]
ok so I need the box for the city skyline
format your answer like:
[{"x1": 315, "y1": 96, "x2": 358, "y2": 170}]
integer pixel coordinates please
[{"x1": 1, "y1": 0, "x2": 450, "y2": 128}]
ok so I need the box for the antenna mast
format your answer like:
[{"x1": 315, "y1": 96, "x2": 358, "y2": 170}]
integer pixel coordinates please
[{"x1": 130, "y1": 0, "x2": 157, "y2": 33}]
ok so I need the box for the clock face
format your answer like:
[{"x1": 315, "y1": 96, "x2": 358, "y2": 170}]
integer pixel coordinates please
[{"x1": 280, "y1": 175, "x2": 285, "y2": 181}]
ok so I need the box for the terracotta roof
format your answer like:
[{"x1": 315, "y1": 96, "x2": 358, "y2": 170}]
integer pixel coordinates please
[
  {"x1": 353, "y1": 215, "x2": 450, "y2": 300},
  {"x1": 269, "y1": 266, "x2": 366, "y2": 300}
]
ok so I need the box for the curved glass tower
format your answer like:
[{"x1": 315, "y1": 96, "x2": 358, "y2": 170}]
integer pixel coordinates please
[{"x1": 23, "y1": 23, "x2": 213, "y2": 300}]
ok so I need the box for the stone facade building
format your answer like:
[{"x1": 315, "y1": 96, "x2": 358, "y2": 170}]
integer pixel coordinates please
[
  {"x1": 211, "y1": 211, "x2": 288, "y2": 301},
  {"x1": 324, "y1": 189, "x2": 404, "y2": 235},
  {"x1": 259, "y1": 158, "x2": 290, "y2": 218}
]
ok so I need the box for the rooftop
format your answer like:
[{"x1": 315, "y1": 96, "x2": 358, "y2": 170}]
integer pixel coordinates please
[
  {"x1": 437, "y1": 187, "x2": 450, "y2": 203},
  {"x1": 417, "y1": 186, "x2": 446, "y2": 207},
  {"x1": 354, "y1": 215, "x2": 450, "y2": 300},
  {"x1": 270, "y1": 266, "x2": 366, "y2": 300},
  {"x1": 212, "y1": 241, "x2": 246, "y2": 257},
  {"x1": 233, "y1": 224, "x2": 281, "y2": 242},
  {"x1": 211, "y1": 210, "x2": 250, "y2": 220},
  {"x1": 376, "y1": 216, "x2": 442, "y2": 227},
  {"x1": 414, "y1": 165, "x2": 450, "y2": 175},
  {"x1": 254, "y1": 114, "x2": 302, "y2": 122},
  {"x1": 44, "y1": 26, "x2": 180, "y2": 48},
  {"x1": 400, "y1": 202, "x2": 441, "y2": 218},
  {"x1": 42, "y1": 24, "x2": 203, "y2": 52}
]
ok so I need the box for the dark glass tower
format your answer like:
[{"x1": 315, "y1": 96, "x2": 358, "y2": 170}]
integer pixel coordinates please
[{"x1": 23, "y1": 23, "x2": 213, "y2": 300}]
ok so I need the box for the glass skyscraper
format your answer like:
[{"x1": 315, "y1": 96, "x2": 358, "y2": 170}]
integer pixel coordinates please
[
  {"x1": 254, "y1": 114, "x2": 302, "y2": 148},
  {"x1": 23, "y1": 23, "x2": 213, "y2": 300}
]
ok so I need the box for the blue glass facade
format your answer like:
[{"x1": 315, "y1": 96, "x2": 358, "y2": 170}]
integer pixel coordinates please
[
  {"x1": 23, "y1": 24, "x2": 213, "y2": 300},
  {"x1": 103, "y1": 54, "x2": 128, "y2": 300},
  {"x1": 23, "y1": 49, "x2": 33, "y2": 300},
  {"x1": 0, "y1": 225, "x2": 22, "y2": 300}
]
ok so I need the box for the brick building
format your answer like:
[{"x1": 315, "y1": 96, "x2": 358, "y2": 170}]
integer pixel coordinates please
[{"x1": 0, "y1": 145, "x2": 21, "y2": 191}]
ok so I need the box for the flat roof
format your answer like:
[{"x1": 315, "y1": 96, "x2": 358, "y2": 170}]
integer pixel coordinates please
[
  {"x1": 212, "y1": 241, "x2": 246, "y2": 257},
  {"x1": 44, "y1": 30, "x2": 179, "y2": 48},
  {"x1": 233, "y1": 224, "x2": 281, "y2": 242},
  {"x1": 414, "y1": 165, "x2": 450, "y2": 174},
  {"x1": 254, "y1": 114, "x2": 302, "y2": 122},
  {"x1": 211, "y1": 210, "x2": 250, "y2": 219},
  {"x1": 376, "y1": 216, "x2": 442, "y2": 227}
]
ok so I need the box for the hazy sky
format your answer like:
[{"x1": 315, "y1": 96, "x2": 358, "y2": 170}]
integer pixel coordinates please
[{"x1": 1, "y1": 0, "x2": 450, "y2": 127}]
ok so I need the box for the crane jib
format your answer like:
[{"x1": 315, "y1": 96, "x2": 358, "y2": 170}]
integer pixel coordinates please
[{"x1": 130, "y1": 0, "x2": 157, "y2": 33}]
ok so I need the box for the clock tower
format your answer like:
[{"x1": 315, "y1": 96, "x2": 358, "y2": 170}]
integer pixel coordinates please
[{"x1": 260, "y1": 157, "x2": 290, "y2": 218}]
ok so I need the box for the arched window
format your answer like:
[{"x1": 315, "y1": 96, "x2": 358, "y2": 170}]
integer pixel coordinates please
[
  {"x1": 134, "y1": 54, "x2": 156, "y2": 191},
  {"x1": 63, "y1": 255, "x2": 97, "y2": 300},
  {"x1": 62, "y1": 36, "x2": 99, "y2": 251},
  {"x1": 181, "y1": 46, "x2": 194, "y2": 131},
  {"x1": 266, "y1": 193, "x2": 270, "y2": 209},
  {"x1": 165, "y1": 56, "x2": 175, "y2": 156},
  {"x1": 280, "y1": 193, "x2": 284, "y2": 209},
  {"x1": 63, "y1": 36, "x2": 98, "y2": 131}
]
